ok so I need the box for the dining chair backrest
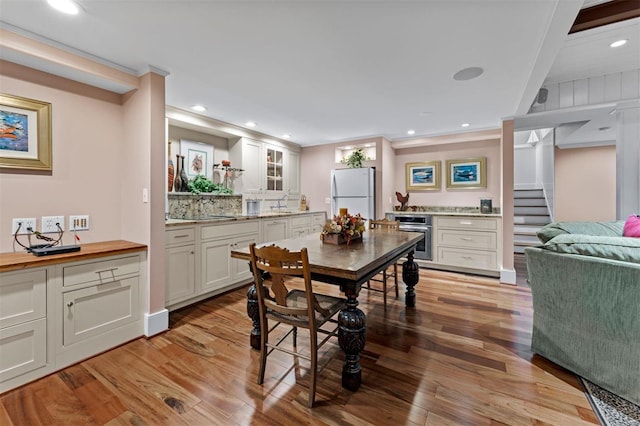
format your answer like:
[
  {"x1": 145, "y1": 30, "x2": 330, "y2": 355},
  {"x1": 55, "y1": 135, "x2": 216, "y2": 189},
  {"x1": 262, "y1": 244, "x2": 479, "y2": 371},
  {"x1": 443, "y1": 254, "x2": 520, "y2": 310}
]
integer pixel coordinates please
[
  {"x1": 369, "y1": 218, "x2": 400, "y2": 231},
  {"x1": 249, "y1": 244, "x2": 330, "y2": 330}
]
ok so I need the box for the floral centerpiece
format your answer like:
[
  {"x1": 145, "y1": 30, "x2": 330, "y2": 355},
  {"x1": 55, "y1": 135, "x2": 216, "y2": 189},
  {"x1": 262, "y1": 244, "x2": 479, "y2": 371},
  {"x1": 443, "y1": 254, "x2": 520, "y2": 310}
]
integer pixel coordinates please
[{"x1": 321, "y1": 213, "x2": 366, "y2": 245}]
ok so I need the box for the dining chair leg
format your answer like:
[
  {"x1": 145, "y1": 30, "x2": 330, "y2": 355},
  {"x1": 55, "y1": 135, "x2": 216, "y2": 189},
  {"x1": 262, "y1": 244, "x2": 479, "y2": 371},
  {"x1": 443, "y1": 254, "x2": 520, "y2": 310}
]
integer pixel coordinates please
[
  {"x1": 308, "y1": 333, "x2": 318, "y2": 408},
  {"x1": 293, "y1": 326, "x2": 297, "y2": 347},
  {"x1": 257, "y1": 319, "x2": 268, "y2": 385}
]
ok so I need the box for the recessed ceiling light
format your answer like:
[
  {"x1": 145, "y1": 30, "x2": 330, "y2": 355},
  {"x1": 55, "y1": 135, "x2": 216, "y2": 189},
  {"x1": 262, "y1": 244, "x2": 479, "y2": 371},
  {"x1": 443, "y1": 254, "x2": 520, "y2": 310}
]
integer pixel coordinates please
[
  {"x1": 453, "y1": 67, "x2": 484, "y2": 81},
  {"x1": 47, "y1": 0, "x2": 80, "y2": 15},
  {"x1": 610, "y1": 39, "x2": 628, "y2": 48},
  {"x1": 245, "y1": 121, "x2": 256, "y2": 127},
  {"x1": 364, "y1": 143, "x2": 372, "y2": 147},
  {"x1": 407, "y1": 130, "x2": 415, "y2": 135},
  {"x1": 190, "y1": 105, "x2": 207, "y2": 112},
  {"x1": 461, "y1": 123, "x2": 470, "y2": 128},
  {"x1": 419, "y1": 111, "x2": 432, "y2": 117},
  {"x1": 282, "y1": 134, "x2": 291, "y2": 139},
  {"x1": 344, "y1": 146, "x2": 353, "y2": 150}
]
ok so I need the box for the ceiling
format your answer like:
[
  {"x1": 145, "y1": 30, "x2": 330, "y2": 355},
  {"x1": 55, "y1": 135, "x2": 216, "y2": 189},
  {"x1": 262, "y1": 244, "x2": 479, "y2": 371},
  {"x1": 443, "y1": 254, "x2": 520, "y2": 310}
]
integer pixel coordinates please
[{"x1": 0, "y1": 1, "x2": 637, "y2": 147}]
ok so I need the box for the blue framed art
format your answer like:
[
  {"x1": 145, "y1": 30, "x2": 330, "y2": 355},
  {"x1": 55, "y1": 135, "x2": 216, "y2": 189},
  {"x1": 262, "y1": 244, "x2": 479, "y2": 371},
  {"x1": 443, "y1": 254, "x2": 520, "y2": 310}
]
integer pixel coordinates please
[
  {"x1": 405, "y1": 161, "x2": 441, "y2": 191},
  {"x1": 446, "y1": 157, "x2": 486, "y2": 189},
  {"x1": 0, "y1": 94, "x2": 52, "y2": 171}
]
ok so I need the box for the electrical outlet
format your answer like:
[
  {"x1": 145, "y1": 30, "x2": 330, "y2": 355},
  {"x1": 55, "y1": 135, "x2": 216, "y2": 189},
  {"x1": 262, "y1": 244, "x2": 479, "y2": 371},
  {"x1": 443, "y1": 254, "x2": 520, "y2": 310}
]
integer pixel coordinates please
[
  {"x1": 11, "y1": 218, "x2": 36, "y2": 235},
  {"x1": 42, "y1": 216, "x2": 65, "y2": 233},
  {"x1": 69, "y1": 215, "x2": 90, "y2": 231}
]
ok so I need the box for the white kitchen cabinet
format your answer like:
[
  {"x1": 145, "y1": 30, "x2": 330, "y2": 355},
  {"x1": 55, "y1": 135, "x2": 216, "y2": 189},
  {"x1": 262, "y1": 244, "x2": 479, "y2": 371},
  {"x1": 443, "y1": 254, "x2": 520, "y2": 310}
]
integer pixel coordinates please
[
  {"x1": 287, "y1": 150, "x2": 300, "y2": 196},
  {"x1": 312, "y1": 212, "x2": 327, "y2": 233},
  {"x1": 200, "y1": 220, "x2": 259, "y2": 293},
  {"x1": 0, "y1": 268, "x2": 48, "y2": 385},
  {"x1": 290, "y1": 215, "x2": 312, "y2": 238},
  {"x1": 265, "y1": 144, "x2": 284, "y2": 192},
  {"x1": 165, "y1": 227, "x2": 196, "y2": 305},
  {"x1": 262, "y1": 218, "x2": 289, "y2": 242},
  {"x1": 434, "y1": 216, "x2": 501, "y2": 275},
  {"x1": 57, "y1": 252, "x2": 144, "y2": 366},
  {"x1": 0, "y1": 243, "x2": 147, "y2": 393},
  {"x1": 229, "y1": 137, "x2": 264, "y2": 193}
]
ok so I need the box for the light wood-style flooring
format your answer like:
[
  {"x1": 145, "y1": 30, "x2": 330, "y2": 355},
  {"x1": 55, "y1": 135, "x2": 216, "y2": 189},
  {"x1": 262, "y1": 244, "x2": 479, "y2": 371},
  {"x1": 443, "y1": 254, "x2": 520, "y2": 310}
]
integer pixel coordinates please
[{"x1": 0, "y1": 268, "x2": 599, "y2": 425}]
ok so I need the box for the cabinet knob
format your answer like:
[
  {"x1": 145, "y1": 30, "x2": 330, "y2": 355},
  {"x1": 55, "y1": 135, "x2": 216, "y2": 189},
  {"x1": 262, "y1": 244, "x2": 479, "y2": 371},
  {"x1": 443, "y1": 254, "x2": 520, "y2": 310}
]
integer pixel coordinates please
[{"x1": 67, "y1": 301, "x2": 74, "y2": 307}]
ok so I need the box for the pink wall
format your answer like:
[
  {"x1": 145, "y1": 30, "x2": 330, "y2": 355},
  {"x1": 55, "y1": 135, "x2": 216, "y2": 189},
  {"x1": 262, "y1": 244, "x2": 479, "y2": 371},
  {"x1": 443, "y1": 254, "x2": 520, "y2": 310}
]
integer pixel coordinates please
[
  {"x1": 0, "y1": 62, "x2": 127, "y2": 252},
  {"x1": 393, "y1": 139, "x2": 502, "y2": 210},
  {"x1": 555, "y1": 145, "x2": 616, "y2": 221}
]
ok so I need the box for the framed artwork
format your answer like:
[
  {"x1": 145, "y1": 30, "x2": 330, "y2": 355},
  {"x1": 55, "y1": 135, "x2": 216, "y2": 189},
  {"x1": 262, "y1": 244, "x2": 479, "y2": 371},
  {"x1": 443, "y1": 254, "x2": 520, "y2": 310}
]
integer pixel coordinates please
[
  {"x1": 446, "y1": 157, "x2": 486, "y2": 189},
  {"x1": 180, "y1": 139, "x2": 214, "y2": 180},
  {"x1": 405, "y1": 161, "x2": 441, "y2": 191},
  {"x1": 0, "y1": 94, "x2": 52, "y2": 171}
]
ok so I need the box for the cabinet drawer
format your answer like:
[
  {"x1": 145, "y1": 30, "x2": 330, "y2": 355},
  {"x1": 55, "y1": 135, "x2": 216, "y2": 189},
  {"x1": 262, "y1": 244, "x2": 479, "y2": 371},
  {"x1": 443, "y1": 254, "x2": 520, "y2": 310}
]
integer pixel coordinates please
[
  {"x1": 0, "y1": 318, "x2": 46, "y2": 383},
  {"x1": 437, "y1": 217, "x2": 497, "y2": 231},
  {"x1": 290, "y1": 216, "x2": 311, "y2": 228},
  {"x1": 0, "y1": 269, "x2": 46, "y2": 329},
  {"x1": 63, "y1": 276, "x2": 140, "y2": 346},
  {"x1": 63, "y1": 255, "x2": 140, "y2": 287},
  {"x1": 438, "y1": 247, "x2": 497, "y2": 271},
  {"x1": 166, "y1": 227, "x2": 196, "y2": 245},
  {"x1": 313, "y1": 213, "x2": 326, "y2": 225},
  {"x1": 201, "y1": 221, "x2": 259, "y2": 240},
  {"x1": 437, "y1": 230, "x2": 497, "y2": 250}
]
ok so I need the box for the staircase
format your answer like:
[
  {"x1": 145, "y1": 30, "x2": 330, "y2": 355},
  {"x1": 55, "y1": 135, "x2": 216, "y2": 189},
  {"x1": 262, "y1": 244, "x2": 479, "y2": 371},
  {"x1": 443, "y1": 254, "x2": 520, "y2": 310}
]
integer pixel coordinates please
[{"x1": 514, "y1": 189, "x2": 551, "y2": 254}]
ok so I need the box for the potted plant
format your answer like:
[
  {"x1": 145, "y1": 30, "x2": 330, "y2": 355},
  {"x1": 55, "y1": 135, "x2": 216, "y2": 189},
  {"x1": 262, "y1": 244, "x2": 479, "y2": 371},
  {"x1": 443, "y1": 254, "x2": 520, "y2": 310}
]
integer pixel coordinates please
[{"x1": 341, "y1": 148, "x2": 369, "y2": 168}]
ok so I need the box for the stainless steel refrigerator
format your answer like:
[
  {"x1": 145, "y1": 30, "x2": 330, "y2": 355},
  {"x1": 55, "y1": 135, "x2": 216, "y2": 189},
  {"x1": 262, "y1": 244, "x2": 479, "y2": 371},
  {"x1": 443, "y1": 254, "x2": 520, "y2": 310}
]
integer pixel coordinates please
[{"x1": 330, "y1": 167, "x2": 375, "y2": 222}]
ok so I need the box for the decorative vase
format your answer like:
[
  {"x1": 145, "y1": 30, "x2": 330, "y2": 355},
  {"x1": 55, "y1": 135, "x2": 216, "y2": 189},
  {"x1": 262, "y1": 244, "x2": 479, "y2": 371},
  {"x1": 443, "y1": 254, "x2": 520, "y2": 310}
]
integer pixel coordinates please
[
  {"x1": 174, "y1": 154, "x2": 182, "y2": 192},
  {"x1": 180, "y1": 155, "x2": 189, "y2": 192},
  {"x1": 167, "y1": 140, "x2": 174, "y2": 192}
]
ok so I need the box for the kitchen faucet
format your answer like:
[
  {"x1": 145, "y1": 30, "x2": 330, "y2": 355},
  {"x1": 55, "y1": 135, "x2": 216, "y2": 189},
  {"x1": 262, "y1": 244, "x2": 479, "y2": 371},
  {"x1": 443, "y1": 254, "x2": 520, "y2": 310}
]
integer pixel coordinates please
[{"x1": 271, "y1": 194, "x2": 289, "y2": 210}]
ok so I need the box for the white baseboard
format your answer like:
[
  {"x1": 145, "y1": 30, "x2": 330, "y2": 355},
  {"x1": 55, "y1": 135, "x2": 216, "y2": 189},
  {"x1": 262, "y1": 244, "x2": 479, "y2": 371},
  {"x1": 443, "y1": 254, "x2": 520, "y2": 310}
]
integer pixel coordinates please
[
  {"x1": 144, "y1": 309, "x2": 169, "y2": 337},
  {"x1": 500, "y1": 268, "x2": 517, "y2": 285}
]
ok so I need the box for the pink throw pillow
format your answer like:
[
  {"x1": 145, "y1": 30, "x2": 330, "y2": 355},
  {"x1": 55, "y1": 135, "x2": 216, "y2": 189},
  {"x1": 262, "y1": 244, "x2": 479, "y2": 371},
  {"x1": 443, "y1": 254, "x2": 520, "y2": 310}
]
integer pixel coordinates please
[{"x1": 623, "y1": 214, "x2": 640, "y2": 238}]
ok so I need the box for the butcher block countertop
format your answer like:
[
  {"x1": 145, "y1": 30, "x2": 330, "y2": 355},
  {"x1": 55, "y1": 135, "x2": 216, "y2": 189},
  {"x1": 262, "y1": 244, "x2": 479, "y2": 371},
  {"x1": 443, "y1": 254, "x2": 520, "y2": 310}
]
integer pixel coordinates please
[{"x1": 0, "y1": 240, "x2": 147, "y2": 273}]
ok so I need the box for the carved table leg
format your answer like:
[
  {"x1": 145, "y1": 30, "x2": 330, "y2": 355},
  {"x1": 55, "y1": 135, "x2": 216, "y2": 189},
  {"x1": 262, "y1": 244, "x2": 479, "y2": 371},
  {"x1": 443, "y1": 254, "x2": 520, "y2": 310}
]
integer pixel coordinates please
[
  {"x1": 338, "y1": 284, "x2": 366, "y2": 391},
  {"x1": 402, "y1": 250, "x2": 420, "y2": 308},
  {"x1": 246, "y1": 284, "x2": 261, "y2": 350}
]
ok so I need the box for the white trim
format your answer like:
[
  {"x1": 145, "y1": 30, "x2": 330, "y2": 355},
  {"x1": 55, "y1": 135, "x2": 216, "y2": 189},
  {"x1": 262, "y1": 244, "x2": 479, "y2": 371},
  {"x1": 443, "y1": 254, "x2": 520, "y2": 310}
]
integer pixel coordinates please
[
  {"x1": 514, "y1": 183, "x2": 539, "y2": 190},
  {"x1": 500, "y1": 268, "x2": 517, "y2": 285},
  {"x1": 144, "y1": 309, "x2": 169, "y2": 337}
]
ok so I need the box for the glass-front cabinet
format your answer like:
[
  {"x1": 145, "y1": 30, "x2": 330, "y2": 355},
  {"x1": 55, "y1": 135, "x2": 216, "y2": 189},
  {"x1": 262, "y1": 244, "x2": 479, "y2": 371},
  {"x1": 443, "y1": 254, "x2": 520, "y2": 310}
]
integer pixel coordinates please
[{"x1": 265, "y1": 146, "x2": 283, "y2": 191}]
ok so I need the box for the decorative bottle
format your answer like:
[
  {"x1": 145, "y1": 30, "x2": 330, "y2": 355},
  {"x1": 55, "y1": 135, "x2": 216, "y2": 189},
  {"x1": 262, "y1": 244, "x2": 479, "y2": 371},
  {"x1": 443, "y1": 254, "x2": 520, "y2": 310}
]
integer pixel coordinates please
[
  {"x1": 167, "y1": 140, "x2": 174, "y2": 192},
  {"x1": 174, "y1": 154, "x2": 182, "y2": 192},
  {"x1": 180, "y1": 155, "x2": 189, "y2": 192}
]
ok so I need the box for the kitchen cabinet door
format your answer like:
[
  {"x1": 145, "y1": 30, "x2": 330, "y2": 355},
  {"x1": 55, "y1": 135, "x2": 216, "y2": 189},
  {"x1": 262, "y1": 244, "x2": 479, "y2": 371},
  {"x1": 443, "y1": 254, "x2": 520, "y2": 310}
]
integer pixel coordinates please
[
  {"x1": 201, "y1": 238, "x2": 232, "y2": 292},
  {"x1": 165, "y1": 244, "x2": 196, "y2": 304},
  {"x1": 262, "y1": 218, "x2": 288, "y2": 243}
]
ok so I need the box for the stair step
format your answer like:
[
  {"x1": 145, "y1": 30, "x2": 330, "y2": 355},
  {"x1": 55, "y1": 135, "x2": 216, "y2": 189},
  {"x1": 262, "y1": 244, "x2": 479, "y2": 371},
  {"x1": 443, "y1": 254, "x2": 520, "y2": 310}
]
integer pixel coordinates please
[
  {"x1": 514, "y1": 189, "x2": 544, "y2": 199},
  {"x1": 514, "y1": 198, "x2": 547, "y2": 207},
  {"x1": 514, "y1": 224, "x2": 543, "y2": 235},
  {"x1": 514, "y1": 233, "x2": 540, "y2": 244},
  {"x1": 514, "y1": 215, "x2": 551, "y2": 225},
  {"x1": 514, "y1": 206, "x2": 549, "y2": 215}
]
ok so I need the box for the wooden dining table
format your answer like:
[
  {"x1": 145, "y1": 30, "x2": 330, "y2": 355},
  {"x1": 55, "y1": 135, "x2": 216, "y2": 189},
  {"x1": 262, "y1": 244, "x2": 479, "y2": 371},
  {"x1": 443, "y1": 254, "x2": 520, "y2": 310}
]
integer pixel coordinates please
[{"x1": 230, "y1": 228, "x2": 424, "y2": 391}]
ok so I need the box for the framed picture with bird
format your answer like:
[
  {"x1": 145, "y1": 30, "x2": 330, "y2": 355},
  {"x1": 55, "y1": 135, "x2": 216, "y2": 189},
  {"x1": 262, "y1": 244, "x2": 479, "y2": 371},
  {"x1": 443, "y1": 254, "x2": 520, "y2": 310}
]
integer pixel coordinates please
[{"x1": 405, "y1": 161, "x2": 441, "y2": 191}]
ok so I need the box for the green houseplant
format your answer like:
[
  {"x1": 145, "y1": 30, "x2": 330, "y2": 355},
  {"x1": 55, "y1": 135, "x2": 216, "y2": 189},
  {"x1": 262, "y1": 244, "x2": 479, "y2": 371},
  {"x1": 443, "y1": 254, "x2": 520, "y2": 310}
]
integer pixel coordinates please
[{"x1": 341, "y1": 148, "x2": 369, "y2": 168}]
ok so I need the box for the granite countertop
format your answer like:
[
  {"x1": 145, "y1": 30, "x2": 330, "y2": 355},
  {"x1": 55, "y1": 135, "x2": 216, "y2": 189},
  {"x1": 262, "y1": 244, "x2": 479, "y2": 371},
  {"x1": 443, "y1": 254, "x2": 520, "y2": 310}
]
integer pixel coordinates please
[
  {"x1": 387, "y1": 209, "x2": 502, "y2": 218},
  {"x1": 166, "y1": 210, "x2": 325, "y2": 226}
]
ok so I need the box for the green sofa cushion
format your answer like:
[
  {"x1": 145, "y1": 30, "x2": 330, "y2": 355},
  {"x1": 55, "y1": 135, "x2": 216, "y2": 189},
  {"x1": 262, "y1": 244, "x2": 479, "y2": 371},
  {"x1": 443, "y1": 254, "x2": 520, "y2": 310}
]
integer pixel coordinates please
[
  {"x1": 542, "y1": 234, "x2": 640, "y2": 264},
  {"x1": 537, "y1": 221, "x2": 625, "y2": 243}
]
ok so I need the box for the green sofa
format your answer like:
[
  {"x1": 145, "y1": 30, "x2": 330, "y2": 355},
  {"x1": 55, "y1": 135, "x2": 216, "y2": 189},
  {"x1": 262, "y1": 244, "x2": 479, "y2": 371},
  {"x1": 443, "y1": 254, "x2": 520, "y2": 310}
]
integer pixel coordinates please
[{"x1": 525, "y1": 221, "x2": 640, "y2": 405}]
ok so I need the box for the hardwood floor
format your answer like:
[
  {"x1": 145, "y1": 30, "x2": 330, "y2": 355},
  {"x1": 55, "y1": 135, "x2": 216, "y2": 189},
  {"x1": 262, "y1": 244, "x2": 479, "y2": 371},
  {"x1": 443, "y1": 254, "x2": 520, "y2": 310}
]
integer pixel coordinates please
[{"x1": 0, "y1": 269, "x2": 599, "y2": 425}]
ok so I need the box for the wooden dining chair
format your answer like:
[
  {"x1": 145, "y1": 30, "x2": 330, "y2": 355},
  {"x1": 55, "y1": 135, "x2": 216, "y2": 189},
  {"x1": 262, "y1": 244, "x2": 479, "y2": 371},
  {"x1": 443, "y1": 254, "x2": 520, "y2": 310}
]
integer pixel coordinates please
[
  {"x1": 248, "y1": 243, "x2": 345, "y2": 408},
  {"x1": 365, "y1": 218, "x2": 400, "y2": 307}
]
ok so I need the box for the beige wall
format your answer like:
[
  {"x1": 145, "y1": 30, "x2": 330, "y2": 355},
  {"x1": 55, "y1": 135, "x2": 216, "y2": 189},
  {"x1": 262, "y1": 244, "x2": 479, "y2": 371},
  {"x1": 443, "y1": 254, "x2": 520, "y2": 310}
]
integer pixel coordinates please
[
  {"x1": 555, "y1": 145, "x2": 616, "y2": 221},
  {"x1": 393, "y1": 139, "x2": 502, "y2": 210},
  {"x1": 0, "y1": 62, "x2": 127, "y2": 252}
]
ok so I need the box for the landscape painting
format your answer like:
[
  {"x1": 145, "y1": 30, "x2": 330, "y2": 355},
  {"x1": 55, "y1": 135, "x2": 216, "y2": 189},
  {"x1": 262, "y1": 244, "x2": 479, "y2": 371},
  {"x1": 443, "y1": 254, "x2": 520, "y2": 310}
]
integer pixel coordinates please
[{"x1": 405, "y1": 161, "x2": 441, "y2": 191}]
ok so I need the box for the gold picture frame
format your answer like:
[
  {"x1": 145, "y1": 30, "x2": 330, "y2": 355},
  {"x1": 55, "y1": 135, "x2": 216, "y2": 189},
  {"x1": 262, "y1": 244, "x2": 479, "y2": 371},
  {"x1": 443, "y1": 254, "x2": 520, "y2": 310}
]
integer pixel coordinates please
[
  {"x1": 445, "y1": 157, "x2": 486, "y2": 189},
  {"x1": 405, "y1": 161, "x2": 441, "y2": 191},
  {"x1": 0, "y1": 94, "x2": 52, "y2": 171}
]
